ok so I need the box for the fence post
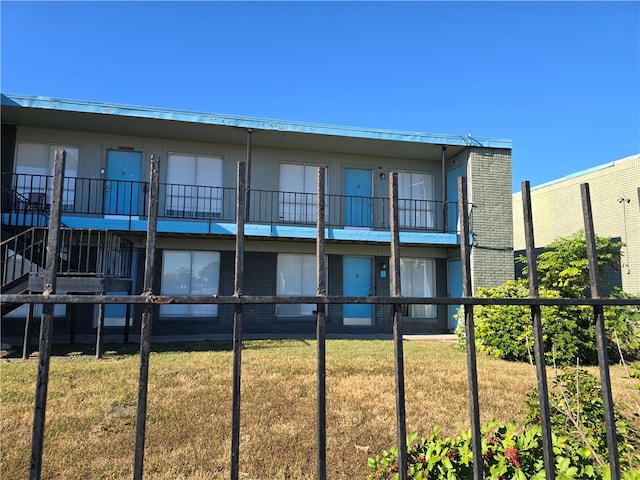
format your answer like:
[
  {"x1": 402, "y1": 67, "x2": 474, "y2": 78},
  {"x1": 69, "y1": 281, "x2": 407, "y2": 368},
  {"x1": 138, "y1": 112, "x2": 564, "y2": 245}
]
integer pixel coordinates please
[
  {"x1": 316, "y1": 167, "x2": 327, "y2": 480},
  {"x1": 389, "y1": 172, "x2": 408, "y2": 480},
  {"x1": 133, "y1": 155, "x2": 160, "y2": 480},
  {"x1": 458, "y1": 176, "x2": 482, "y2": 479},
  {"x1": 231, "y1": 161, "x2": 246, "y2": 480},
  {"x1": 521, "y1": 181, "x2": 555, "y2": 478},
  {"x1": 581, "y1": 182, "x2": 620, "y2": 479},
  {"x1": 29, "y1": 149, "x2": 65, "y2": 480}
]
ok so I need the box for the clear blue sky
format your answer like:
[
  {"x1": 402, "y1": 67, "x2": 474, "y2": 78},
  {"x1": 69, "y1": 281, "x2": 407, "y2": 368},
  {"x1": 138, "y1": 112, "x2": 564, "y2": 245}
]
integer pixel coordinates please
[{"x1": 2, "y1": 1, "x2": 638, "y2": 192}]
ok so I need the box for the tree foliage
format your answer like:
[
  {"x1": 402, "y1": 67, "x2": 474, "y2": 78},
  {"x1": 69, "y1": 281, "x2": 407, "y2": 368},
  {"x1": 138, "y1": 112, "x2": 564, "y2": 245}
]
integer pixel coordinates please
[
  {"x1": 456, "y1": 231, "x2": 638, "y2": 365},
  {"x1": 519, "y1": 230, "x2": 623, "y2": 298}
]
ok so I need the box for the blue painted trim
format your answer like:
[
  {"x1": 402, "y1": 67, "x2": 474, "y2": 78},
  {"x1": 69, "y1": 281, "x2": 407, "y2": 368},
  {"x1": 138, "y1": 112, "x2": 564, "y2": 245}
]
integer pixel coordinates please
[
  {"x1": 1, "y1": 93, "x2": 512, "y2": 149},
  {"x1": 24, "y1": 215, "x2": 462, "y2": 246}
]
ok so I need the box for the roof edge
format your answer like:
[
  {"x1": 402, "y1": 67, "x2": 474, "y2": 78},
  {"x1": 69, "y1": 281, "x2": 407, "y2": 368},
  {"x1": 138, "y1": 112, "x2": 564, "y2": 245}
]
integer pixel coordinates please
[
  {"x1": 1, "y1": 93, "x2": 512, "y2": 149},
  {"x1": 513, "y1": 153, "x2": 640, "y2": 195}
]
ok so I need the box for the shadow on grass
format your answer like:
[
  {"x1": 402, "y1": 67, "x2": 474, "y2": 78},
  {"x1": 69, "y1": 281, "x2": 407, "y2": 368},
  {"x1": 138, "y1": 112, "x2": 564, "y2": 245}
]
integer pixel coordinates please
[
  {"x1": 1, "y1": 337, "x2": 323, "y2": 359},
  {"x1": 1, "y1": 340, "x2": 235, "y2": 359}
]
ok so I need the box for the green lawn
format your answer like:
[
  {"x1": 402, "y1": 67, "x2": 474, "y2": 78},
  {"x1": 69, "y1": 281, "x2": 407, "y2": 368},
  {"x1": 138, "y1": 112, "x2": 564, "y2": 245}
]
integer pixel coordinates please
[{"x1": 1, "y1": 339, "x2": 635, "y2": 479}]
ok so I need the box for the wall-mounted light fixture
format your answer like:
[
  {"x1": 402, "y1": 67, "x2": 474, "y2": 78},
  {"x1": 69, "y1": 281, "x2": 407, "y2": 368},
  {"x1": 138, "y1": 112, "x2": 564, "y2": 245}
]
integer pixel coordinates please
[
  {"x1": 618, "y1": 195, "x2": 631, "y2": 274},
  {"x1": 380, "y1": 262, "x2": 387, "y2": 278}
]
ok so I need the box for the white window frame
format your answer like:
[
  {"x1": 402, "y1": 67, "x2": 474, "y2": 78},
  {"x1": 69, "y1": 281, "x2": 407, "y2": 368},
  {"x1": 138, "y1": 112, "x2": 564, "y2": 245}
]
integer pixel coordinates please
[
  {"x1": 400, "y1": 257, "x2": 436, "y2": 318},
  {"x1": 166, "y1": 153, "x2": 223, "y2": 218},
  {"x1": 397, "y1": 171, "x2": 435, "y2": 229},
  {"x1": 160, "y1": 250, "x2": 221, "y2": 317},
  {"x1": 14, "y1": 142, "x2": 79, "y2": 211},
  {"x1": 279, "y1": 164, "x2": 327, "y2": 224},
  {"x1": 276, "y1": 253, "x2": 317, "y2": 316}
]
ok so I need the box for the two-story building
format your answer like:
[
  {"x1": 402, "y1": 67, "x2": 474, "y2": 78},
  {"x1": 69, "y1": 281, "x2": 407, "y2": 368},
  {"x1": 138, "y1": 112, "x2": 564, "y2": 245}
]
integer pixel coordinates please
[{"x1": 1, "y1": 93, "x2": 513, "y2": 341}]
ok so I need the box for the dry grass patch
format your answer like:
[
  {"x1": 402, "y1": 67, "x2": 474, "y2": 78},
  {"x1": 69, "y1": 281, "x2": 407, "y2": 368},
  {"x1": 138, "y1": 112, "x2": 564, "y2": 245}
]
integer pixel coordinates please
[{"x1": 1, "y1": 339, "x2": 637, "y2": 479}]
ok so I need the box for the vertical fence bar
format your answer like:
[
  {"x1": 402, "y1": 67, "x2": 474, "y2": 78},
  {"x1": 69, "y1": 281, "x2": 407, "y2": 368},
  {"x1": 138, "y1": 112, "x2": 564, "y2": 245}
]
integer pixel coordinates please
[
  {"x1": 316, "y1": 167, "x2": 327, "y2": 480},
  {"x1": 95, "y1": 299, "x2": 105, "y2": 360},
  {"x1": 581, "y1": 182, "x2": 620, "y2": 479},
  {"x1": 124, "y1": 303, "x2": 131, "y2": 344},
  {"x1": 23, "y1": 303, "x2": 34, "y2": 359},
  {"x1": 389, "y1": 172, "x2": 408, "y2": 480},
  {"x1": 29, "y1": 149, "x2": 65, "y2": 480},
  {"x1": 231, "y1": 161, "x2": 246, "y2": 480},
  {"x1": 521, "y1": 181, "x2": 555, "y2": 478},
  {"x1": 458, "y1": 176, "x2": 483, "y2": 479},
  {"x1": 133, "y1": 155, "x2": 160, "y2": 480}
]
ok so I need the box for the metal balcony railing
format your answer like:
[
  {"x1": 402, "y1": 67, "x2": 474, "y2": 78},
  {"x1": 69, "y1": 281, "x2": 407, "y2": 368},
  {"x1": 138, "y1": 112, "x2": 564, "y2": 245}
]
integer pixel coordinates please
[
  {"x1": 1, "y1": 227, "x2": 133, "y2": 286},
  {"x1": 6, "y1": 173, "x2": 461, "y2": 233}
]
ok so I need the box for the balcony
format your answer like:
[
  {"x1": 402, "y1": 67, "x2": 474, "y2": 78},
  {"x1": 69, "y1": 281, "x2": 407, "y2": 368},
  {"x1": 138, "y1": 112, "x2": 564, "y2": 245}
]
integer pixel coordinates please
[{"x1": 3, "y1": 174, "x2": 462, "y2": 240}]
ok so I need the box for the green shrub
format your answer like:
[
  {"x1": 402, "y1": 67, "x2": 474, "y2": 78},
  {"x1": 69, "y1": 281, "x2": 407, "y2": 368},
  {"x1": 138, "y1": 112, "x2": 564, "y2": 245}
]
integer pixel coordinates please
[
  {"x1": 522, "y1": 369, "x2": 640, "y2": 469},
  {"x1": 368, "y1": 421, "x2": 630, "y2": 479},
  {"x1": 454, "y1": 280, "x2": 639, "y2": 366},
  {"x1": 368, "y1": 368, "x2": 640, "y2": 479}
]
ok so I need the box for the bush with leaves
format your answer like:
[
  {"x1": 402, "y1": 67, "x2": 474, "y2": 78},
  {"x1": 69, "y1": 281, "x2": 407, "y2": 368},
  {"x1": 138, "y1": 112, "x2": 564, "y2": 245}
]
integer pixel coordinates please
[
  {"x1": 523, "y1": 230, "x2": 624, "y2": 299},
  {"x1": 455, "y1": 279, "x2": 604, "y2": 365},
  {"x1": 522, "y1": 369, "x2": 640, "y2": 470},
  {"x1": 367, "y1": 421, "x2": 638, "y2": 479},
  {"x1": 455, "y1": 230, "x2": 639, "y2": 366},
  {"x1": 368, "y1": 370, "x2": 640, "y2": 479}
]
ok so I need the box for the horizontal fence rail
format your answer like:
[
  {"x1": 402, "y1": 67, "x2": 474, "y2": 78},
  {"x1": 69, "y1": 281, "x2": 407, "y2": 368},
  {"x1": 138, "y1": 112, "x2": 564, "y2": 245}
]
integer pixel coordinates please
[
  {"x1": 4, "y1": 294, "x2": 639, "y2": 306},
  {"x1": 5, "y1": 152, "x2": 634, "y2": 480}
]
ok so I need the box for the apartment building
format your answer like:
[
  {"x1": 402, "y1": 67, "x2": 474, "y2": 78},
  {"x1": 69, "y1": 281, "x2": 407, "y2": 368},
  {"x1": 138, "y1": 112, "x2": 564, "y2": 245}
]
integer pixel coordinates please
[{"x1": 1, "y1": 93, "x2": 513, "y2": 341}]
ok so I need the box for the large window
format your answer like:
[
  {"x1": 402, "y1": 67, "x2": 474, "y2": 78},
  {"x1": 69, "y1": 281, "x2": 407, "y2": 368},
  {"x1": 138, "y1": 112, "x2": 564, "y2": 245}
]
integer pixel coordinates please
[
  {"x1": 400, "y1": 257, "x2": 436, "y2": 318},
  {"x1": 166, "y1": 154, "x2": 223, "y2": 218},
  {"x1": 161, "y1": 250, "x2": 220, "y2": 317},
  {"x1": 279, "y1": 164, "x2": 325, "y2": 224},
  {"x1": 14, "y1": 142, "x2": 79, "y2": 211},
  {"x1": 398, "y1": 172, "x2": 435, "y2": 229},
  {"x1": 276, "y1": 253, "x2": 316, "y2": 316}
]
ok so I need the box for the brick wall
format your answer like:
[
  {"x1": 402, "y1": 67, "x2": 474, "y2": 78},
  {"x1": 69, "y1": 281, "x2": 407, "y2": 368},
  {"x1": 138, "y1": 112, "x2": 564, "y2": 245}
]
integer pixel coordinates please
[{"x1": 468, "y1": 147, "x2": 514, "y2": 290}]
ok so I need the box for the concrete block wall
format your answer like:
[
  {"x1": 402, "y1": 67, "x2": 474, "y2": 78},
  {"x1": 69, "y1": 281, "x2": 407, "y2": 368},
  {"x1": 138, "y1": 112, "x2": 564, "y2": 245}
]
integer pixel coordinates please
[{"x1": 513, "y1": 154, "x2": 640, "y2": 295}]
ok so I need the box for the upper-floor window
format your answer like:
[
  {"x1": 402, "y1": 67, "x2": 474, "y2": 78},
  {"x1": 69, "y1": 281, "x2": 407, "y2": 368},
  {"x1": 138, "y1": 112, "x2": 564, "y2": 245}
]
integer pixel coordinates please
[
  {"x1": 398, "y1": 172, "x2": 435, "y2": 229},
  {"x1": 279, "y1": 164, "x2": 326, "y2": 224},
  {"x1": 400, "y1": 257, "x2": 436, "y2": 318},
  {"x1": 14, "y1": 142, "x2": 79, "y2": 211},
  {"x1": 276, "y1": 253, "x2": 316, "y2": 316},
  {"x1": 161, "y1": 250, "x2": 220, "y2": 317},
  {"x1": 166, "y1": 154, "x2": 223, "y2": 218}
]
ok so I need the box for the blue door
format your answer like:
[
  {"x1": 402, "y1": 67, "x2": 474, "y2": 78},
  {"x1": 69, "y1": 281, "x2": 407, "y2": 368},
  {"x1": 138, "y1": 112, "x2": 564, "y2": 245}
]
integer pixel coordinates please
[
  {"x1": 446, "y1": 165, "x2": 463, "y2": 233},
  {"x1": 104, "y1": 150, "x2": 143, "y2": 215},
  {"x1": 344, "y1": 168, "x2": 372, "y2": 227},
  {"x1": 343, "y1": 256, "x2": 372, "y2": 325},
  {"x1": 447, "y1": 259, "x2": 462, "y2": 330}
]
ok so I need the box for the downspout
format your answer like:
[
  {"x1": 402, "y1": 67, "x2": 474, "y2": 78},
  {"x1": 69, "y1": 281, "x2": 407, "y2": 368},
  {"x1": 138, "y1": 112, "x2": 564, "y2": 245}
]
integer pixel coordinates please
[{"x1": 441, "y1": 146, "x2": 447, "y2": 232}]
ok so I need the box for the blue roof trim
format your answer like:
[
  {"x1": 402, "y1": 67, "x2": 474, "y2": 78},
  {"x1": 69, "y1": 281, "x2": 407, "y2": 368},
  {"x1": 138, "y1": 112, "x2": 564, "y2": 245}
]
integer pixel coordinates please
[{"x1": 1, "y1": 93, "x2": 512, "y2": 149}]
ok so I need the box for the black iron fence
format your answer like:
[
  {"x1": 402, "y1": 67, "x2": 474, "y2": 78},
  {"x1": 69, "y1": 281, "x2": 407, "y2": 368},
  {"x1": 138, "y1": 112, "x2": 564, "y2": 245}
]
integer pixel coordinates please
[
  {"x1": 7, "y1": 173, "x2": 460, "y2": 232},
  {"x1": 2, "y1": 152, "x2": 639, "y2": 480}
]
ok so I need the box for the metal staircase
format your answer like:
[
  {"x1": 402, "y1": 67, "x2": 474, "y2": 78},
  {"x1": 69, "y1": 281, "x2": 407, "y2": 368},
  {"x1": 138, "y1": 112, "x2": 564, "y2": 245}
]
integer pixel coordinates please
[
  {"x1": 1, "y1": 186, "x2": 135, "y2": 317},
  {"x1": 0, "y1": 227, "x2": 47, "y2": 315}
]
